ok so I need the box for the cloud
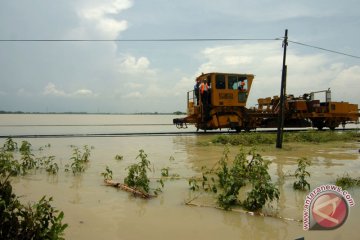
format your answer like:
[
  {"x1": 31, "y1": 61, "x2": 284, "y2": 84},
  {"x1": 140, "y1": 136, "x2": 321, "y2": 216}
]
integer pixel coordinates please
[
  {"x1": 73, "y1": 89, "x2": 95, "y2": 96},
  {"x1": 43, "y1": 83, "x2": 96, "y2": 97},
  {"x1": 118, "y1": 55, "x2": 156, "y2": 75},
  {"x1": 44, "y1": 83, "x2": 67, "y2": 97},
  {"x1": 125, "y1": 82, "x2": 144, "y2": 89},
  {"x1": 331, "y1": 65, "x2": 360, "y2": 103},
  {"x1": 199, "y1": 42, "x2": 281, "y2": 73},
  {"x1": 70, "y1": 0, "x2": 133, "y2": 39},
  {"x1": 211, "y1": 1, "x2": 336, "y2": 22},
  {"x1": 122, "y1": 91, "x2": 143, "y2": 99},
  {"x1": 16, "y1": 88, "x2": 33, "y2": 97}
]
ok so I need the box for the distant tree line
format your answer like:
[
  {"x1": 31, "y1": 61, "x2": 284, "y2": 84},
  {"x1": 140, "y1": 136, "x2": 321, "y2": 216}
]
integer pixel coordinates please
[{"x1": 0, "y1": 110, "x2": 186, "y2": 115}]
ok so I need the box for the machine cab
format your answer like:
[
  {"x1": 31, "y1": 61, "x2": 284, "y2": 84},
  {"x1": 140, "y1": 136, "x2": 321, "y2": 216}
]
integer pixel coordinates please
[
  {"x1": 192, "y1": 72, "x2": 254, "y2": 107},
  {"x1": 210, "y1": 73, "x2": 254, "y2": 107}
]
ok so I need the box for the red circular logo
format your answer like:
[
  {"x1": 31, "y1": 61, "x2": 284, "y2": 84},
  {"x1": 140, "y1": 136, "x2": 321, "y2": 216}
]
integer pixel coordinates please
[{"x1": 311, "y1": 193, "x2": 348, "y2": 229}]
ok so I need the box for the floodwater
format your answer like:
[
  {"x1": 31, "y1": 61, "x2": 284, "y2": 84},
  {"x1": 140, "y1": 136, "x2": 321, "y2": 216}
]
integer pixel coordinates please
[{"x1": 1, "y1": 114, "x2": 360, "y2": 240}]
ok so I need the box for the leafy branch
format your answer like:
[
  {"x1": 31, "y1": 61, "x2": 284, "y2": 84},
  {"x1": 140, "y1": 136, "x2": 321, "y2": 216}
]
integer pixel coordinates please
[
  {"x1": 293, "y1": 157, "x2": 311, "y2": 191},
  {"x1": 189, "y1": 147, "x2": 280, "y2": 211}
]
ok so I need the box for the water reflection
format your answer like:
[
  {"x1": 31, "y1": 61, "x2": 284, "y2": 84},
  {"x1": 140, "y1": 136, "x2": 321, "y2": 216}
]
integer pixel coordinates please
[
  {"x1": 69, "y1": 175, "x2": 83, "y2": 204},
  {"x1": 46, "y1": 174, "x2": 58, "y2": 184}
]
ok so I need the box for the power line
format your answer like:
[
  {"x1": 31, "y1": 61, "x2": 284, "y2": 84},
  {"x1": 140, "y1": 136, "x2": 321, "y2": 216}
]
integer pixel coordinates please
[
  {"x1": 0, "y1": 38, "x2": 281, "y2": 42},
  {"x1": 1, "y1": 37, "x2": 358, "y2": 59},
  {"x1": 288, "y1": 40, "x2": 360, "y2": 59}
]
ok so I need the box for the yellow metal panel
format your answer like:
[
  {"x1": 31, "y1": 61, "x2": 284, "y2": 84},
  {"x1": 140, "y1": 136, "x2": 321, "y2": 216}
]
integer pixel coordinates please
[
  {"x1": 187, "y1": 101, "x2": 194, "y2": 115},
  {"x1": 294, "y1": 101, "x2": 307, "y2": 111}
]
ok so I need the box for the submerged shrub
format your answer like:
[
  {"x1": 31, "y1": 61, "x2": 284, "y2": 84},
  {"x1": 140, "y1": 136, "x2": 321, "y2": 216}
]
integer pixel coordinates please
[
  {"x1": 190, "y1": 147, "x2": 279, "y2": 211},
  {"x1": 0, "y1": 180, "x2": 68, "y2": 240},
  {"x1": 1, "y1": 138, "x2": 58, "y2": 176},
  {"x1": 124, "y1": 150, "x2": 151, "y2": 193},
  {"x1": 65, "y1": 145, "x2": 93, "y2": 175},
  {"x1": 241, "y1": 149, "x2": 280, "y2": 211},
  {"x1": 293, "y1": 157, "x2": 311, "y2": 191},
  {"x1": 2, "y1": 137, "x2": 18, "y2": 152},
  {"x1": 0, "y1": 138, "x2": 67, "y2": 239}
]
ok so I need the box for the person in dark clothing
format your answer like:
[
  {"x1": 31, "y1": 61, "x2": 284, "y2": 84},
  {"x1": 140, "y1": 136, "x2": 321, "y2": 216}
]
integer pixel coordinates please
[
  {"x1": 194, "y1": 79, "x2": 200, "y2": 105},
  {"x1": 200, "y1": 80, "x2": 211, "y2": 120}
]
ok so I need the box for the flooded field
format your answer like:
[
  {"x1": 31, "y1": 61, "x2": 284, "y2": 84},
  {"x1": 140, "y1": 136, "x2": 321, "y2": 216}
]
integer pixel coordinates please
[{"x1": 1, "y1": 114, "x2": 360, "y2": 240}]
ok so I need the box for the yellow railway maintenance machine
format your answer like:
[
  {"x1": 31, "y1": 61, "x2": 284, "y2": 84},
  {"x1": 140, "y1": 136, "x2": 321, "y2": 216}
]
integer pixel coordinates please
[
  {"x1": 173, "y1": 72, "x2": 360, "y2": 131},
  {"x1": 173, "y1": 72, "x2": 255, "y2": 131},
  {"x1": 255, "y1": 89, "x2": 360, "y2": 130}
]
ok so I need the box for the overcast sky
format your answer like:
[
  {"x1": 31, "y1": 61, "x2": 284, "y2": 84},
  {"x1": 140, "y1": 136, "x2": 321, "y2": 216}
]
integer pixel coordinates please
[{"x1": 0, "y1": 0, "x2": 359, "y2": 113}]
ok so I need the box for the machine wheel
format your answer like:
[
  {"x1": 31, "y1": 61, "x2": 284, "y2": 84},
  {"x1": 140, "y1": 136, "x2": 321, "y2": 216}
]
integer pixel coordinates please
[{"x1": 234, "y1": 127, "x2": 242, "y2": 133}]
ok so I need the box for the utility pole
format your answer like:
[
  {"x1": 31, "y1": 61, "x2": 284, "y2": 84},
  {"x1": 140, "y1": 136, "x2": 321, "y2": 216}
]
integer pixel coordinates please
[{"x1": 276, "y1": 29, "x2": 288, "y2": 148}]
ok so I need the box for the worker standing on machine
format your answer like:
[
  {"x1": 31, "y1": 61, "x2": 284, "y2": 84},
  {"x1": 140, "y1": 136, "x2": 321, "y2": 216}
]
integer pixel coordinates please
[
  {"x1": 194, "y1": 78, "x2": 200, "y2": 105},
  {"x1": 200, "y1": 80, "x2": 210, "y2": 120},
  {"x1": 239, "y1": 79, "x2": 245, "y2": 91}
]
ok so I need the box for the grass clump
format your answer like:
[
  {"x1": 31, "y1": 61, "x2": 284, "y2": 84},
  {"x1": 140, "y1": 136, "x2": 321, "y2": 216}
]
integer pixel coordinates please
[
  {"x1": 211, "y1": 131, "x2": 359, "y2": 146},
  {"x1": 284, "y1": 131, "x2": 359, "y2": 143},
  {"x1": 336, "y1": 173, "x2": 360, "y2": 189},
  {"x1": 212, "y1": 133, "x2": 276, "y2": 146}
]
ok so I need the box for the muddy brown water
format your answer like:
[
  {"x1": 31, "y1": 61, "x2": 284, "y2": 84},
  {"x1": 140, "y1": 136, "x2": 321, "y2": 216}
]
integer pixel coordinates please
[{"x1": 1, "y1": 114, "x2": 360, "y2": 239}]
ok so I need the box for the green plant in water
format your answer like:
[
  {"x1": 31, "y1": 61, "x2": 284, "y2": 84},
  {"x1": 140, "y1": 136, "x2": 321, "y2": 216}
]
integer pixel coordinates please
[
  {"x1": 19, "y1": 141, "x2": 37, "y2": 172},
  {"x1": 0, "y1": 150, "x2": 22, "y2": 177},
  {"x1": 154, "y1": 178, "x2": 165, "y2": 195},
  {"x1": 0, "y1": 179, "x2": 68, "y2": 239},
  {"x1": 115, "y1": 154, "x2": 123, "y2": 161},
  {"x1": 101, "y1": 166, "x2": 113, "y2": 180},
  {"x1": 1, "y1": 139, "x2": 67, "y2": 239},
  {"x1": 241, "y1": 149, "x2": 279, "y2": 211},
  {"x1": 38, "y1": 143, "x2": 51, "y2": 152},
  {"x1": 44, "y1": 156, "x2": 59, "y2": 175},
  {"x1": 336, "y1": 173, "x2": 360, "y2": 189},
  {"x1": 293, "y1": 157, "x2": 311, "y2": 191},
  {"x1": 211, "y1": 133, "x2": 276, "y2": 146},
  {"x1": 188, "y1": 177, "x2": 200, "y2": 191},
  {"x1": 65, "y1": 145, "x2": 93, "y2": 175},
  {"x1": 161, "y1": 167, "x2": 169, "y2": 177},
  {"x1": 189, "y1": 147, "x2": 279, "y2": 211},
  {"x1": 1, "y1": 138, "x2": 59, "y2": 176},
  {"x1": 82, "y1": 145, "x2": 92, "y2": 162},
  {"x1": 2, "y1": 137, "x2": 18, "y2": 152},
  {"x1": 210, "y1": 131, "x2": 360, "y2": 146},
  {"x1": 124, "y1": 150, "x2": 151, "y2": 193},
  {"x1": 215, "y1": 147, "x2": 247, "y2": 209}
]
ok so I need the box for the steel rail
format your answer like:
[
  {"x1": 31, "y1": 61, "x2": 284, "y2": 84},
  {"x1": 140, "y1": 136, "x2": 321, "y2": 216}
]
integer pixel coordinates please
[{"x1": 0, "y1": 128, "x2": 358, "y2": 139}]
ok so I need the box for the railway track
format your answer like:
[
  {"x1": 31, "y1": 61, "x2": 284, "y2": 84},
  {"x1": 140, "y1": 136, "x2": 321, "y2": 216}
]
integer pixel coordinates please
[{"x1": 0, "y1": 128, "x2": 358, "y2": 139}]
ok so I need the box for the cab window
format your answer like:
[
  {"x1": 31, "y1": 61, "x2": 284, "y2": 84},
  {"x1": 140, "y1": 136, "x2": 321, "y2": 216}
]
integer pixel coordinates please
[
  {"x1": 228, "y1": 75, "x2": 248, "y2": 91},
  {"x1": 228, "y1": 75, "x2": 238, "y2": 89},
  {"x1": 215, "y1": 74, "x2": 225, "y2": 89}
]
